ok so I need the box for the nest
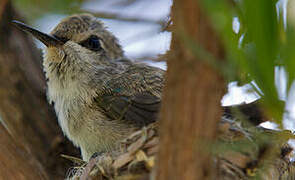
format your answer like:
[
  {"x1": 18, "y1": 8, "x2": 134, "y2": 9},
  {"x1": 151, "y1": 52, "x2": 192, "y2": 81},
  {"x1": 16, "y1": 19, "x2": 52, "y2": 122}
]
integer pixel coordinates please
[
  {"x1": 63, "y1": 119, "x2": 295, "y2": 180},
  {"x1": 64, "y1": 123, "x2": 158, "y2": 180}
]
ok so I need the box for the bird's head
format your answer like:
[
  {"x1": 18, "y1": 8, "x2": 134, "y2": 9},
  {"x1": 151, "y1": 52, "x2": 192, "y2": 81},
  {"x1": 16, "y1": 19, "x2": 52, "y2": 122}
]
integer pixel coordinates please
[{"x1": 12, "y1": 14, "x2": 124, "y2": 81}]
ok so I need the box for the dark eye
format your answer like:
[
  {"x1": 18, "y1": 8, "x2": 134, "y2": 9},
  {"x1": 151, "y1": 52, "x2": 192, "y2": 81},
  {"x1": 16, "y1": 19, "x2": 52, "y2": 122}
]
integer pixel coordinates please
[{"x1": 80, "y1": 35, "x2": 102, "y2": 51}]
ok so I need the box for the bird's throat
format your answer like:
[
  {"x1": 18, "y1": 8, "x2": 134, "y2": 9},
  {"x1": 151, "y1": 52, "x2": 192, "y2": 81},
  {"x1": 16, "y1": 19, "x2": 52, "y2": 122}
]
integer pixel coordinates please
[{"x1": 45, "y1": 47, "x2": 66, "y2": 63}]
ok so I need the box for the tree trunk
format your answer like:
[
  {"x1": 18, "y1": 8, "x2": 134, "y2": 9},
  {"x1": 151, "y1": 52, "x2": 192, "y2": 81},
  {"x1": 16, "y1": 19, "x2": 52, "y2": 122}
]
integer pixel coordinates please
[
  {"x1": 0, "y1": 1, "x2": 79, "y2": 179},
  {"x1": 0, "y1": 123, "x2": 48, "y2": 180},
  {"x1": 157, "y1": 0, "x2": 225, "y2": 179}
]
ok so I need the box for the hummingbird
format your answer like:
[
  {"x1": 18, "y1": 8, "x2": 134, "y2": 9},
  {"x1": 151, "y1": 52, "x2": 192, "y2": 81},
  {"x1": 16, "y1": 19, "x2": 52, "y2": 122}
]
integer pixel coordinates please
[
  {"x1": 12, "y1": 14, "x2": 164, "y2": 161},
  {"x1": 12, "y1": 13, "x2": 268, "y2": 161}
]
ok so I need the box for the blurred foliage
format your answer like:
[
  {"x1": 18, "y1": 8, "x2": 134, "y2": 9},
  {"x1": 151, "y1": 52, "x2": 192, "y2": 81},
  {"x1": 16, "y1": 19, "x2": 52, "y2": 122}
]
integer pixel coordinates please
[
  {"x1": 12, "y1": 0, "x2": 86, "y2": 21},
  {"x1": 195, "y1": 1, "x2": 295, "y2": 179},
  {"x1": 198, "y1": 0, "x2": 288, "y2": 126},
  {"x1": 12, "y1": 0, "x2": 162, "y2": 27}
]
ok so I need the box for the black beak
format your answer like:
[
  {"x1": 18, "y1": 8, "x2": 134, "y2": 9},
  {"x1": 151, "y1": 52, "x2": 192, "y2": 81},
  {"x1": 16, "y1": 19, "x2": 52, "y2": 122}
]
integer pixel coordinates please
[{"x1": 12, "y1": 20, "x2": 64, "y2": 47}]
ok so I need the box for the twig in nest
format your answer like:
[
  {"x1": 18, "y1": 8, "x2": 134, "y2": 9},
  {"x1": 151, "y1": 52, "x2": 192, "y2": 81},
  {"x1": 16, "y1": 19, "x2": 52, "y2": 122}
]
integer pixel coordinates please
[{"x1": 61, "y1": 154, "x2": 86, "y2": 166}]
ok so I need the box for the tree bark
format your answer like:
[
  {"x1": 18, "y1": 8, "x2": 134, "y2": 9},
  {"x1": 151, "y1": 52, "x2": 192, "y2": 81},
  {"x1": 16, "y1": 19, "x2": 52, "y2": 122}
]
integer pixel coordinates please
[
  {"x1": 157, "y1": 0, "x2": 225, "y2": 179},
  {"x1": 0, "y1": 123, "x2": 48, "y2": 180},
  {"x1": 0, "y1": 1, "x2": 79, "y2": 179}
]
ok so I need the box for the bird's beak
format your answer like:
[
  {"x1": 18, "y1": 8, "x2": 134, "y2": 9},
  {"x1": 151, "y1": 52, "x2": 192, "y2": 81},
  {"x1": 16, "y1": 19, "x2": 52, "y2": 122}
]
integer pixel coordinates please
[{"x1": 12, "y1": 20, "x2": 64, "y2": 47}]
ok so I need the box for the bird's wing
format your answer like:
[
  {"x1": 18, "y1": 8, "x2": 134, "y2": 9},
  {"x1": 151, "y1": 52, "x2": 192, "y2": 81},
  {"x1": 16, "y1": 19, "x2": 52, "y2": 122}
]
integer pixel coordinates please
[
  {"x1": 94, "y1": 92, "x2": 161, "y2": 127},
  {"x1": 223, "y1": 100, "x2": 264, "y2": 125},
  {"x1": 93, "y1": 64, "x2": 164, "y2": 128}
]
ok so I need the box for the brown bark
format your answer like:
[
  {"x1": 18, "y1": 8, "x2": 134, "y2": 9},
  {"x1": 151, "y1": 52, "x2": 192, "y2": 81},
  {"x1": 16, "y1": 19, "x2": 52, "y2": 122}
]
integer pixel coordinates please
[
  {"x1": 0, "y1": 1, "x2": 79, "y2": 179},
  {"x1": 157, "y1": 0, "x2": 225, "y2": 180},
  {"x1": 0, "y1": 123, "x2": 48, "y2": 180}
]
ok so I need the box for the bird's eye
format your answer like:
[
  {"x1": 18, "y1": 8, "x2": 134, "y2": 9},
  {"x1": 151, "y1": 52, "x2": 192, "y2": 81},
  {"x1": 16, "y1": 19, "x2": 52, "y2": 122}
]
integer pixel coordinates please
[
  {"x1": 88, "y1": 36, "x2": 100, "y2": 50},
  {"x1": 80, "y1": 35, "x2": 102, "y2": 51}
]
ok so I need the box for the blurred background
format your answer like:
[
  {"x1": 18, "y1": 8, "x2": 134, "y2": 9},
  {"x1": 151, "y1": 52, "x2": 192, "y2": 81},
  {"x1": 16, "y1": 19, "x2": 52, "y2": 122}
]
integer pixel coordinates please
[{"x1": 14, "y1": 0, "x2": 171, "y2": 69}]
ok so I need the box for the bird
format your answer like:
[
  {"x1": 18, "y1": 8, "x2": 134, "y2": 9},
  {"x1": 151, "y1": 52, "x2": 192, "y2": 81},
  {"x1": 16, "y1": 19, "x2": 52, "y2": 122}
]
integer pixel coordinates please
[
  {"x1": 12, "y1": 13, "x2": 269, "y2": 161},
  {"x1": 12, "y1": 14, "x2": 164, "y2": 161}
]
